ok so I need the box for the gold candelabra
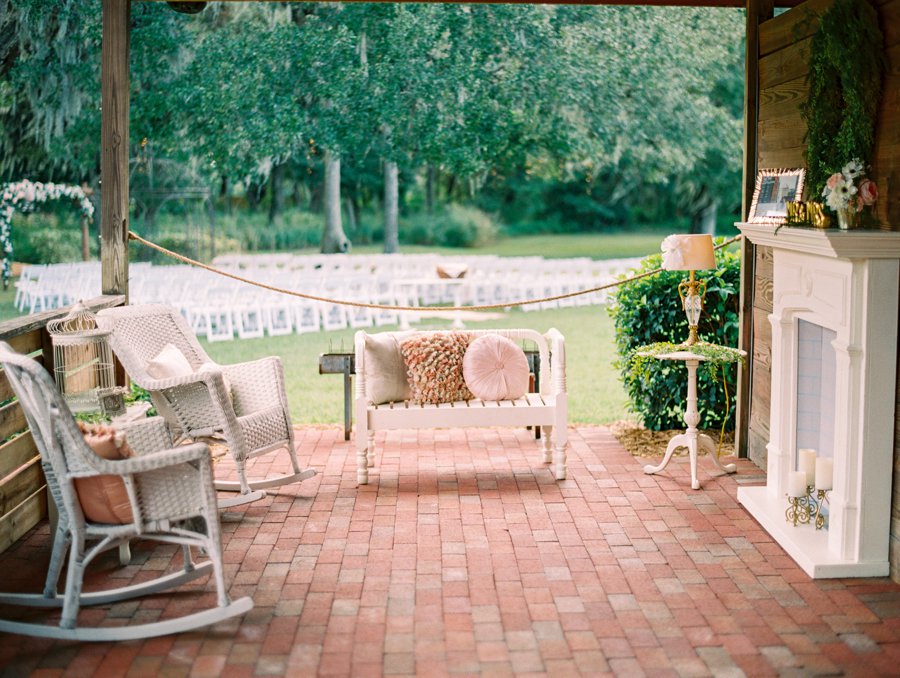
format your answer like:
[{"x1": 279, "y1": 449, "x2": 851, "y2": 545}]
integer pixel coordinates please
[{"x1": 785, "y1": 486, "x2": 830, "y2": 530}]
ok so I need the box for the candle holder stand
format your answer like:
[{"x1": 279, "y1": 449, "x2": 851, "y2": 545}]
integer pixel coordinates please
[{"x1": 785, "y1": 486, "x2": 831, "y2": 529}]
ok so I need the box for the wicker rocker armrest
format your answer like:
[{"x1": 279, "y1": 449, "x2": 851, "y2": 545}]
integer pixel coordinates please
[
  {"x1": 138, "y1": 371, "x2": 215, "y2": 391},
  {"x1": 85, "y1": 442, "x2": 212, "y2": 476},
  {"x1": 222, "y1": 356, "x2": 282, "y2": 386},
  {"x1": 118, "y1": 416, "x2": 173, "y2": 456}
]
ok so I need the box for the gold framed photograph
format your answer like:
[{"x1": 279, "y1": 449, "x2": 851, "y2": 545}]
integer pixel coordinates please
[{"x1": 748, "y1": 168, "x2": 806, "y2": 224}]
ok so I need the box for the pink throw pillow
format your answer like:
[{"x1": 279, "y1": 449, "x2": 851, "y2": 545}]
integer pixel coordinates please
[
  {"x1": 463, "y1": 335, "x2": 530, "y2": 402},
  {"x1": 400, "y1": 333, "x2": 473, "y2": 404}
]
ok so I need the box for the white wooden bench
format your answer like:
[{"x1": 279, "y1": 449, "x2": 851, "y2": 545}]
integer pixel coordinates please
[{"x1": 354, "y1": 328, "x2": 567, "y2": 484}]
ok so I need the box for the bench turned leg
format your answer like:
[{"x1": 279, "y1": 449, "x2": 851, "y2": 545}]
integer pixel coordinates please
[
  {"x1": 541, "y1": 425, "x2": 553, "y2": 464},
  {"x1": 554, "y1": 440, "x2": 567, "y2": 480},
  {"x1": 357, "y1": 435, "x2": 371, "y2": 485},
  {"x1": 367, "y1": 432, "x2": 375, "y2": 467}
]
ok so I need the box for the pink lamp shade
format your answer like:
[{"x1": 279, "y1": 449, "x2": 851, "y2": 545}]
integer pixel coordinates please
[{"x1": 661, "y1": 234, "x2": 716, "y2": 271}]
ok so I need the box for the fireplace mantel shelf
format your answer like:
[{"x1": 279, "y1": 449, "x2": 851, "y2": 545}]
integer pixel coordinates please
[{"x1": 738, "y1": 223, "x2": 900, "y2": 259}]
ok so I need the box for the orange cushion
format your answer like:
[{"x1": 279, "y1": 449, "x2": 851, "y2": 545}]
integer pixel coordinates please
[{"x1": 73, "y1": 423, "x2": 135, "y2": 524}]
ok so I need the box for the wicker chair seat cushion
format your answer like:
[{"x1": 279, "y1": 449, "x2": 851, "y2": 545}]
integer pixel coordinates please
[
  {"x1": 400, "y1": 332, "x2": 473, "y2": 405},
  {"x1": 462, "y1": 334, "x2": 530, "y2": 402},
  {"x1": 74, "y1": 423, "x2": 135, "y2": 524},
  {"x1": 363, "y1": 331, "x2": 415, "y2": 404},
  {"x1": 146, "y1": 343, "x2": 193, "y2": 380}
]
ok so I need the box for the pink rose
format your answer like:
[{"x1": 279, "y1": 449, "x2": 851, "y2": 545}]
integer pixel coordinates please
[
  {"x1": 859, "y1": 179, "x2": 878, "y2": 206},
  {"x1": 826, "y1": 173, "x2": 843, "y2": 190}
]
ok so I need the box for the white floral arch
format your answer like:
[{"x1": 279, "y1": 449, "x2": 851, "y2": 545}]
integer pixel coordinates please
[{"x1": 0, "y1": 180, "x2": 95, "y2": 289}]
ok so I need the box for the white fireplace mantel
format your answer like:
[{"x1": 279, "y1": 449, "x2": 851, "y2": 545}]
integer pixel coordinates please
[{"x1": 738, "y1": 223, "x2": 900, "y2": 578}]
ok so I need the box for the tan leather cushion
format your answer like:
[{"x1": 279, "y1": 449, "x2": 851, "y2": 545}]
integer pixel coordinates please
[{"x1": 73, "y1": 423, "x2": 135, "y2": 524}]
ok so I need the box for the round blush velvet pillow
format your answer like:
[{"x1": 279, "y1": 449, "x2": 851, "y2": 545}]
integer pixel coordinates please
[{"x1": 462, "y1": 334, "x2": 530, "y2": 401}]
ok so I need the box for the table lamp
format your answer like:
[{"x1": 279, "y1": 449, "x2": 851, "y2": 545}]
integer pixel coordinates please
[{"x1": 660, "y1": 234, "x2": 716, "y2": 346}]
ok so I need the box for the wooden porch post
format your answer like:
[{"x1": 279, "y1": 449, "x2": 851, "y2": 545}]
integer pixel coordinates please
[
  {"x1": 735, "y1": 0, "x2": 773, "y2": 458},
  {"x1": 101, "y1": 0, "x2": 131, "y2": 298}
]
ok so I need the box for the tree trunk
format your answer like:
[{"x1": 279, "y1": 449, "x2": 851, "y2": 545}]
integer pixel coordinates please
[
  {"x1": 320, "y1": 150, "x2": 350, "y2": 253},
  {"x1": 383, "y1": 160, "x2": 399, "y2": 253},
  {"x1": 699, "y1": 199, "x2": 718, "y2": 236},
  {"x1": 690, "y1": 188, "x2": 718, "y2": 236},
  {"x1": 268, "y1": 161, "x2": 285, "y2": 225},
  {"x1": 426, "y1": 164, "x2": 436, "y2": 215},
  {"x1": 81, "y1": 218, "x2": 90, "y2": 261},
  {"x1": 344, "y1": 195, "x2": 358, "y2": 235},
  {"x1": 207, "y1": 198, "x2": 216, "y2": 260}
]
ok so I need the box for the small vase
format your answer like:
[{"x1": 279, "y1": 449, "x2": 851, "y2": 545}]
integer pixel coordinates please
[{"x1": 836, "y1": 207, "x2": 857, "y2": 230}]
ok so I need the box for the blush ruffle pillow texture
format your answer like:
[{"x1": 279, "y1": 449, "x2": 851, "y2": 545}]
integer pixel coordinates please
[
  {"x1": 462, "y1": 334, "x2": 530, "y2": 401},
  {"x1": 73, "y1": 422, "x2": 135, "y2": 524},
  {"x1": 400, "y1": 332, "x2": 473, "y2": 405}
]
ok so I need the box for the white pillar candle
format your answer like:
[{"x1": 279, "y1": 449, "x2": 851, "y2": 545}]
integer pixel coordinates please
[
  {"x1": 798, "y1": 448, "x2": 817, "y2": 487},
  {"x1": 815, "y1": 458, "x2": 833, "y2": 491},
  {"x1": 788, "y1": 471, "x2": 808, "y2": 498}
]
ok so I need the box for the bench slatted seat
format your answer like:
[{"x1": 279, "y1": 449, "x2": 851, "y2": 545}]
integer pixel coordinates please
[{"x1": 354, "y1": 328, "x2": 567, "y2": 484}]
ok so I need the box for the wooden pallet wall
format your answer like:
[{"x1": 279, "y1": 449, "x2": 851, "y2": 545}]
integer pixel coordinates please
[
  {"x1": 748, "y1": 0, "x2": 900, "y2": 579},
  {"x1": 0, "y1": 330, "x2": 49, "y2": 554},
  {"x1": 0, "y1": 295, "x2": 126, "y2": 556}
]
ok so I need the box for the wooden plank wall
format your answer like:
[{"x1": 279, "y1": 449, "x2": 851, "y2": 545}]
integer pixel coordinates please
[
  {"x1": 0, "y1": 294, "x2": 127, "y2": 556},
  {"x1": 749, "y1": 0, "x2": 900, "y2": 578},
  {"x1": 0, "y1": 329, "x2": 48, "y2": 554}
]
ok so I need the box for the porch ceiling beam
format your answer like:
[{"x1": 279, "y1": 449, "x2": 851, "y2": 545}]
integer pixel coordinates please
[{"x1": 145, "y1": 0, "x2": 805, "y2": 7}]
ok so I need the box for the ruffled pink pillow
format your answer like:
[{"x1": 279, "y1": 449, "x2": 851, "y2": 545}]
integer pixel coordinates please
[{"x1": 463, "y1": 335, "x2": 530, "y2": 402}]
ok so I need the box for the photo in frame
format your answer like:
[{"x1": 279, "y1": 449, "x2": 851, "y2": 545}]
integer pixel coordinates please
[{"x1": 748, "y1": 168, "x2": 806, "y2": 224}]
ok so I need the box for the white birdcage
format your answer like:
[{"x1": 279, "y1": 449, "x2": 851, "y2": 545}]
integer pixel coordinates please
[{"x1": 47, "y1": 302, "x2": 126, "y2": 415}]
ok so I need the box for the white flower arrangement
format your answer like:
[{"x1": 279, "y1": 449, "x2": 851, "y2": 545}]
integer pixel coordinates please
[
  {"x1": 0, "y1": 180, "x2": 95, "y2": 287},
  {"x1": 821, "y1": 158, "x2": 878, "y2": 213}
]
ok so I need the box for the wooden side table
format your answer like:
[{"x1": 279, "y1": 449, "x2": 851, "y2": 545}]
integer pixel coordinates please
[{"x1": 642, "y1": 350, "x2": 738, "y2": 490}]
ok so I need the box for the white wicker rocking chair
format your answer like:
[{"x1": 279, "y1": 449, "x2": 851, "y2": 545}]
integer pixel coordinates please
[
  {"x1": 0, "y1": 343, "x2": 253, "y2": 641},
  {"x1": 97, "y1": 304, "x2": 316, "y2": 508}
]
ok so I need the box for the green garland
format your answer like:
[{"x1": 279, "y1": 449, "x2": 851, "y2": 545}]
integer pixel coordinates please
[
  {"x1": 629, "y1": 342, "x2": 745, "y2": 448},
  {"x1": 801, "y1": 0, "x2": 884, "y2": 198},
  {"x1": 629, "y1": 341, "x2": 745, "y2": 381}
]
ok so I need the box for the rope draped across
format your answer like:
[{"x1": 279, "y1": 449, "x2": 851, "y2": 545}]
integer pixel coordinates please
[{"x1": 127, "y1": 230, "x2": 742, "y2": 312}]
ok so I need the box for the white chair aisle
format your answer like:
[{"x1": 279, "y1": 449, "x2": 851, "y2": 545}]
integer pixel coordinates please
[{"x1": 18, "y1": 252, "x2": 641, "y2": 340}]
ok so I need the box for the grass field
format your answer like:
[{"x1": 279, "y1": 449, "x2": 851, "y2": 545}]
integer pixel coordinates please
[{"x1": 0, "y1": 232, "x2": 648, "y2": 425}]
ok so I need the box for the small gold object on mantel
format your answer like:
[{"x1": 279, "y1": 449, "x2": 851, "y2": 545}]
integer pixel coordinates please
[{"x1": 785, "y1": 201, "x2": 831, "y2": 228}]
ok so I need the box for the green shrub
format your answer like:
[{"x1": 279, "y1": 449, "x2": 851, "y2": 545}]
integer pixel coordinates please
[
  {"x1": 215, "y1": 211, "x2": 323, "y2": 251},
  {"x1": 14, "y1": 228, "x2": 84, "y2": 264},
  {"x1": 10, "y1": 211, "x2": 90, "y2": 264},
  {"x1": 400, "y1": 205, "x2": 498, "y2": 248},
  {"x1": 432, "y1": 205, "x2": 498, "y2": 248},
  {"x1": 608, "y1": 240, "x2": 741, "y2": 430},
  {"x1": 398, "y1": 214, "x2": 435, "y2": 246}
]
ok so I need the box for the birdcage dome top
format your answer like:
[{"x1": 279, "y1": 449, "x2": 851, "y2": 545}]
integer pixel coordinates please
[{"x1": 48, "y1": 302, "x2": 110, "y2": 341}]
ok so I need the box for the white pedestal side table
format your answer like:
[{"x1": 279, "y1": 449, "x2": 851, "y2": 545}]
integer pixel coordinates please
[{"x1": 642, "y1": 350, "x2": 738, "y2": 490}]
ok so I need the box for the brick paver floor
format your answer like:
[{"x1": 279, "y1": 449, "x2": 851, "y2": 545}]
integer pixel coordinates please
[{"x1": 2, "y1": 425, "x2": 900, "y2": 677}]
